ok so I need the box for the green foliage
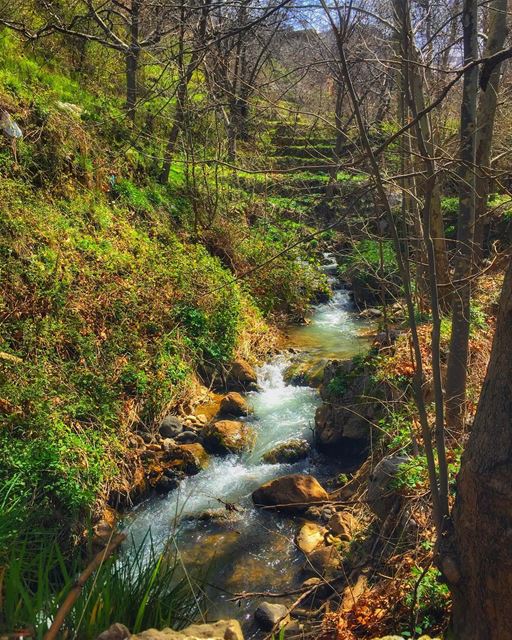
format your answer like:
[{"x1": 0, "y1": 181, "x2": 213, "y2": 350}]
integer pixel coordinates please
[
  {"x1": 441, "y1": 196, "x2": 459, "y2": 218},
  {"x1": 326, "y1": 374, "x2": 349, "y2": 397},
  {"x1": 112, "y1": 178, "x2": 155, "y2": 214},
  {"x1": 339, "y1": 239, "x2": 401, "y2": 303},
  {"x1": 0, "y1": 181, "x2": 250, "y2": 517},
  {"x1": 325, "y1": 353, "x2": 371, "y2": 399},
  {"x1": 391, "y1": 456, "x2": 428, "y2": 491},
  {"x1": 237, "y1": 217, "x2": 330, "y2": 318},
  {"x1": 470, "y1": 302, "x2": 488, "y2": 333},
  {"x1": 489, "y1": 193, "x2": 512, "y2": 219},
  {"x1": 403, "y1": 567, "x2": 450, "y2": 636},
  {"x1": 379, "y1": 405, "x2": 415, "y2": 452},
  {"x1": 0, "y1": 533, "x2": 202, "y2": 639}
]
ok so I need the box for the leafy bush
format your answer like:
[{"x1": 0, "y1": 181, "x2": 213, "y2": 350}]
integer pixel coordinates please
[
  {"x1": 403, "y1": 566, "x2": 450, "y2": 636},
  {"x1": 391, "y1": 456, "x2": 428, "y2": 491}
]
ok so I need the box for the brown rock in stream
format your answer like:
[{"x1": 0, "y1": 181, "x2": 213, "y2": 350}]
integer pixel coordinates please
[
  {"x1": 296, "y1": 522, "x2": 327, "y2": 553},
  {"x1": 203, "y1": 420, "x2": 255, "y2": 454},
  {"x1": 164, "y1": 443, "x2": 210, "y2": 475},
  {"x1": 252, "y1": 474, "x2": 328, "y2": 512},
  {"x1": 219, "y1": 392, "x2": 250, "y2": 417},
  {"x1": 226, "y1": 359, "x2": 258, "y2": 391}
]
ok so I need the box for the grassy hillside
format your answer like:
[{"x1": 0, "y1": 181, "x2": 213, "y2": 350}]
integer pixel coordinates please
[{"x1": 0, "y1": 31, "x2": 328, "y2": 529}]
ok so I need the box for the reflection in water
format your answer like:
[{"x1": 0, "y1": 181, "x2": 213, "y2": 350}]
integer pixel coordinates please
[{"x1": 124, "y1": 256, "x2": 371, "y2": 627}]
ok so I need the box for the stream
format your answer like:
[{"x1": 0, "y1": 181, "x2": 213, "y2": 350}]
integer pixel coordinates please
[{"x1": 124, "y1": 254, "x2": 372, "y2": 632}]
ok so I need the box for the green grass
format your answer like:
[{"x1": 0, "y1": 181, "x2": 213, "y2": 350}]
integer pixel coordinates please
[
  {"x1": 0, "y1": 179, "x2": 247, "y2": 517},
  {"x1": 0, "y1": 533, "x2": 203, "y2": 640}
]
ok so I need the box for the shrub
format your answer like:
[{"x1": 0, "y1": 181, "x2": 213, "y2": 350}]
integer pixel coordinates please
[{"x1": 403, "y1": 566, "x2": 450, "y2": 636}]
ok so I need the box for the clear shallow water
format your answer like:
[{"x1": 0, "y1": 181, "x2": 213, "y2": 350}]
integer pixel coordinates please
[{"x1": 124, "y1": 255, "x2": 372, "y2": 627}]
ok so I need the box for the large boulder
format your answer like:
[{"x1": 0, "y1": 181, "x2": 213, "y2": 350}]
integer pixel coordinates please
[
  {"x1": 130, "y1": 620, "x2": 243, "y2": 640},
  {"x1": 367, "y1": 456, "x2": 408, "y2": 520},
  {"x1": 203, "y1": 420, "x2": 255, "y2": 454},
  {"x1": 219, "y1": 392, "x2": 250, "y2": 417},
  {"x1": 262, "y1": 439, "x2": 310, "y2": 464},
  {"x1": 314, "y1": 360, "x2": 386, "y2": 458},
  {"x1": 252, "y1": 474, "x2": 328, "y2": 512},
  {"x1": 226, "y1": 359, "x2": 258, "y2": 391}
]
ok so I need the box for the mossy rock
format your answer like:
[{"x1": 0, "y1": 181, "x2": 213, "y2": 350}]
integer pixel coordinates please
[
  {"x1": 262, "y1": 439, "x2": 310, "y2": 464},
  {"x1": 203, "y1": 420, "x2": 255, "y2": 454}
]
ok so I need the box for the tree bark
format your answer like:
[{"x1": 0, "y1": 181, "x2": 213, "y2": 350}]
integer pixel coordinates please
[
  {"x1": 451, "y1": 257, "x2": 512, "y2": 639},
  {"x1": 445, "y1": 0, "x2": 479, "y2": 429},
  {"x1": 160, "y1": 0, "x2": 211, "y2": 183},
  {"x1": 473, "y1": 0, "x2": 507, "y2": 267},
  {"x1": 393, "y1": 0, "x2": 451, "y2": 312}
]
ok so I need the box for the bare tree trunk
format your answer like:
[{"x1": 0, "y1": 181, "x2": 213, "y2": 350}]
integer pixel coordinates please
[
  {"x1": 320, "y1": 0, "x2": 446, "y2": 529},
  {"x1": 450, "y1": 257, "x2": 512, "y2": 639},
  {"x1": 160, "y1": 80, "x2": 188, "y2": 184},
  {"x1": 393, "y1": 0, "x2": 451, "y2": 312},
  {"x1": 445, "y1": 0, "x2": 479, "y2": 429},
  {"x1": 473, "y1": 0, "x2": 507, "y2": 267},
  {"x1": 126, "y1": 0, "x2": 141, "y2": 122},
  {"x1": 326, "y1": 81, "x2": 348, "y2": 201},
  {"x1": 160, "y1": 0, "x2": 211, "y2": 183}
]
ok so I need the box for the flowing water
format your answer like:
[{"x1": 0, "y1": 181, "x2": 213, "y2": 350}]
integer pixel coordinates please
[{"x1": 124, "y1": 255, "x2": 372, "y2": 630}]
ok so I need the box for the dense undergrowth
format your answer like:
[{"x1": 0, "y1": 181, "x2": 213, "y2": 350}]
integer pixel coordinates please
[
  {"x1": 320, "y1": 272, "x2": 502, "y2": 638},
  {"x1": 0, "y1": 31, "x2": 328, "y2": 536}
]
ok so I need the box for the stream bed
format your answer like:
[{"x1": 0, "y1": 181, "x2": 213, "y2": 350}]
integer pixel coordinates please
[{"x1": 124, "y1": 256, "x2": 372, "y2": 631}]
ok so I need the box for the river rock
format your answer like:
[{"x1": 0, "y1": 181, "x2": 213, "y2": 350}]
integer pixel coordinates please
[
  {"x1": 252, "y1": 474, "x2": 328, "y2": 512},
  {"x1": 262, "y1": 439, "x2": 310, "y2": 464},
  {"x1": 327, "y1": 511, "x2": 357, "y2": 541},
  {"x1": 131, "y1": 620, "x2": 244, "y2": 640},
  {"x1": 303, "y1": 545, "x2": 341, "y2": 577},
  {"x1": 284, "y1": 359, "x2": 326, "y2": 387},
  {"x1": 367, "y1": 455, "x2": 408, "y2": 520},
  {"x1": 254, "y1": 602, "x2": 290, "y2": 631},
  {"x1": 296, "y1": 522, "x2": 327, "y2": 553},
  {"x1": 166, "y1": 443, "x2": 209, "y2": 475},
  {"x1": 203, "y1": 420, "x2": 255, "y2": 454},
  {"x1": 219, "y1": 392, "x2": 250, "y2": 417},
  {"x1": 159, "y1": 415, "x2": 184, "y2": 439},
  {"x1": 226, "y1": 359, "x2": 258, "y2": 391},
  {"x1": 155, "y1": 475, "x2": 179, "y2": 493},
  {"x1": 96, "y1": 623, "x2": 130, "y2": 640},
  {"x1": 175, "y1": 430, "x2": 199, "y2": 444},
  {"x1": 359, "y1": 307, "x2": 383, "y2": 319}
]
